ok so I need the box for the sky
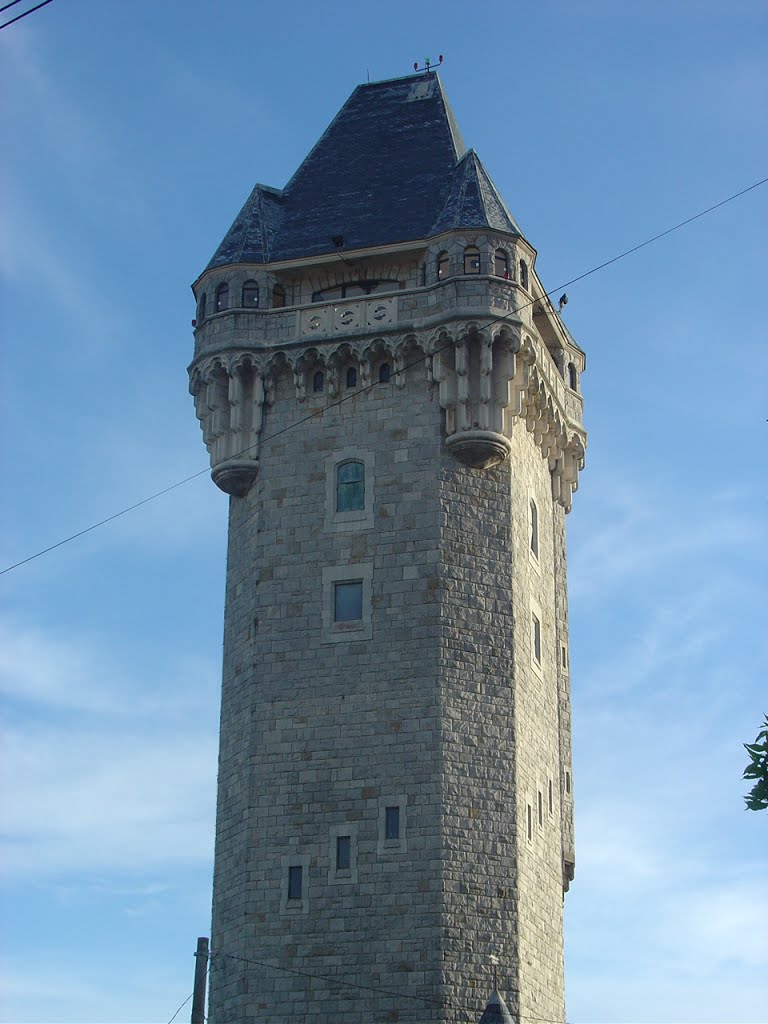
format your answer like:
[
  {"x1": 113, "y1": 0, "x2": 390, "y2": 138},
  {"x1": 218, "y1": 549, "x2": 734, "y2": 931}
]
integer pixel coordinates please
[{"x1": 1, "y1": 1, "x2": 767, "y2": 1022}]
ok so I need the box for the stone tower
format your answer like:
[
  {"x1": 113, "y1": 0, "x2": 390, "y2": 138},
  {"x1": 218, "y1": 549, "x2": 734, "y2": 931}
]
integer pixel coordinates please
[{"x1": 189, "y1": 73, "x2": 586, "y2": 1024}]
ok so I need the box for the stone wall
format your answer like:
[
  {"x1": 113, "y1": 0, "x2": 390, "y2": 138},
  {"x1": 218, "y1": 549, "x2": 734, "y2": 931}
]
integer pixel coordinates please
[{"x1": 208, "y1": 348, "x2": 571, "y2": 1022}]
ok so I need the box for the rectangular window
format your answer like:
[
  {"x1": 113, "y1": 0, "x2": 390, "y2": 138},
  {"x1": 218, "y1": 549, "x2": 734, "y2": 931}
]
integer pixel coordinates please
[
  {"x1": 336, "y1": 835, "x2": 351, "y2": 871},
  {"x1": 526, "y1": 804, "x2": 532, "y2": 842},
  {"x1": 561, "y1": 645, "x2": 567, "y2": 669},
  {"x1": 287, "y1": 865, "x2": 303, "y2": 900},
  {"x1": 565, "y1": 771, "x2": 572, "y2": 795},
  {"x1": 385, "y1": 805, "x2": 400, "y2": 840},
  {"x1": 334, "y1": 581, "x2": 363, "y2": 622},
  {"x1": 548, "y1": 779, "x2": 554, "y2": 815},
  {"x1": 336, "y1": 461, "x2": 365, "y2": 512},
  {"x1": 537, "y1": 790, "x2": 543, "y2": 827},
  {"x1": 532, "y1": 613, "x2": 541, "y2": 664}
]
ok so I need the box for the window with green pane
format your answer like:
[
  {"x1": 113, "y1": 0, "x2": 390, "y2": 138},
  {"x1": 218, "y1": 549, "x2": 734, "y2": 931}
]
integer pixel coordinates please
[{"x1": 336, "y1": 461, "x2": 364, "y2": 512}]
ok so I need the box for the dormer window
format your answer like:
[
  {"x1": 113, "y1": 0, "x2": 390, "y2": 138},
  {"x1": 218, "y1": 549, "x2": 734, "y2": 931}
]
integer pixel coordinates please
[
  {"x1": 215, "y1": 282, "x2": 229, "y2": 312},
  {"x1": 463, "y1": 246, "x2": 481, "y2": 274},
  {"x1": 494, "y1": 249, "x2": 509, "y2": 279},
  {"x1": 437, "y1": 251, "x2": 449, "y2": 280},
  {"x1": 242, "y1": 280, "x2": 259, "y2": 308},
  {"x1": 519, "y1": 260, "x2": 529, "y2": 290},
  {"x1": 272, "y1": 284, "x2": 286, "y2": 308}
]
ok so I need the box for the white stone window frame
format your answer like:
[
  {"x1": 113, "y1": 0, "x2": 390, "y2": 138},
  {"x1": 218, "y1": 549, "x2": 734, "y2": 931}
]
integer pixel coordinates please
[
  {"x1": 327, "y1": 823, "x2": 359, "y2": 885},
  {"x1": 530, "y1": 598, "x2": 544, "y2": 677},
  {"x1": 321, "y1": 562, "x2": 373, "y2": 644},
  {"x1": 377, "y1": 794, "x2": 407, "y2": 855},
  {"x1": 325, "y1": 448, "x2": 375, "y2": 534},
  {"x1": 280, "y1": 852, "x2": 310, "y2": 915}
]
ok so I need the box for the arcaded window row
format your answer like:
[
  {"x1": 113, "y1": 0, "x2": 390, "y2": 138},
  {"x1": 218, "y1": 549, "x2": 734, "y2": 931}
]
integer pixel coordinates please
[{"x1": 436, "y1": 246, "x2": 529, "y2": 287}]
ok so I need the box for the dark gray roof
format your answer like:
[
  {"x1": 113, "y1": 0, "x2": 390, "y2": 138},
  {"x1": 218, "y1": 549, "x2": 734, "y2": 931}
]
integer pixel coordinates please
[
  {"x1": 430, "y1": 150, "x2": 521, "y2": 236},
  {"x1": 206, "y1": 74, "x2": 522, "y2": 270},
  {"x1": 478, "y1": 990, "x2": 515, "y2": 1024}
]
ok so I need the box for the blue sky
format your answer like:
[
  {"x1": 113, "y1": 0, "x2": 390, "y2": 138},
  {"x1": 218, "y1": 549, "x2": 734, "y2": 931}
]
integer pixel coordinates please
[{"x1": 1, "y1": 2, "x2": 766, "y2": 1022}]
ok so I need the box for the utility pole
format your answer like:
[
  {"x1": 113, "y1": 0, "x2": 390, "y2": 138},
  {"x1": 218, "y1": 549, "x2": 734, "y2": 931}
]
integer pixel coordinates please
[{"x1": 190, "y1": 936, "x2": 209, "y2": 1024}]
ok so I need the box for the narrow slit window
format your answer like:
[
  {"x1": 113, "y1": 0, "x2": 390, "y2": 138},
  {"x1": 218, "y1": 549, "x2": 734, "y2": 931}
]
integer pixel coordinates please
[
  {"x1": 526, "y1": 804, "x2": 532, "y2": 841},
  {"x1": 530, "y1": 499, "x2": 539, "y2": 558},
  {"x1": 379, "y1": 362, "x2": 391, "y2": 383},
  {"x1": 548, "y1": 779, "x2": 554, "y2": 815},
  {"x1": 313, "y1": 371, "x2": 324, "y2": 393},
  {"x1": 272, "y1": 283, "x2": 286, "y2": 308},
  {"x1": 568, "y1": 363, "x2": 578, "y2": 391},
  {"x1": 197, "y1": 293, "x2": 206, "y2": 322},
  {"x1": 519, "y1": 260, "x2": 529, "y2": 290},
  {"x1": 494, "y1": 248, "x2": 509, "y2": 278},
  {"x1": 463, "y1": 246, "x2": 481, "y2": 274},
  {"x1": 287, "y1": 865, "x2": 302, "y2": 900},
  {"x1": 565, "y1": 771, "x2": 572, "y2": 795},
  {"x1": 532, "y1": 613, "x2": 542, "y2": 664},
  {"x1": 241, "y1": 280, "x2": 259, "y2": 308},
  {"x1": 385, "y1": 805, "x2": 400, "y2": 840},
  {"x1": 215, "y1": 282, "x2": 229, "y2": 312},
  {"x1": 336, "y1": 461, "x2": 364, "y2": 512},
  {"x1": 336, "y1": 835, "x2": 351, "y2": 871},
  {"x1": 437, "y1": 251, "x2": 449, "y2": 280},
  {"x1": 334, "y1": 581, "x2": 363, "y2": 622},
  {"x1": 537, "y1": 790, "x2": 543, "y2": 827}
]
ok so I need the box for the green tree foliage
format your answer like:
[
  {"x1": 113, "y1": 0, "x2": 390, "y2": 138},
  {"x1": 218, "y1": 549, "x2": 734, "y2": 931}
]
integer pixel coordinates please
[{"x1": 743, "y1": 715, "x2": 768, "y2": 812}]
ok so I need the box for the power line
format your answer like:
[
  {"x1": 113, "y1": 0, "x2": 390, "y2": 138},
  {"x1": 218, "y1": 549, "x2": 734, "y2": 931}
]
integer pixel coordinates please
[
  {"x1": 0, "y1": 0, "x2": 55, "y2": 31},
  {"x1": 166, "y1": 957, "x2": 211, "y2": 1024},
  {"x1": 2, "y1": 173, "x2": 766, "y2": 579},
  {"x1": 0, "y1": 0, "x2": 27, "y2": 14}
]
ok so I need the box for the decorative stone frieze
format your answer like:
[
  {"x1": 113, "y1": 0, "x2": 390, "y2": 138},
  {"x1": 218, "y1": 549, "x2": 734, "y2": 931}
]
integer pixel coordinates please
[{"x1": 189, "y1": 313, "x2": 585, "y2": 504}]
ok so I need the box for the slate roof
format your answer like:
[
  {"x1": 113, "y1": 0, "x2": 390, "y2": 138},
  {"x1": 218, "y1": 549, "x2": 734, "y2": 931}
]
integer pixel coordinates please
[
  {"x1": 478, "y1": 990, "x2": 516, "y2": 1024},
  {"x1": 206, "y1": 74, "x2": 523, "y2": 270}
]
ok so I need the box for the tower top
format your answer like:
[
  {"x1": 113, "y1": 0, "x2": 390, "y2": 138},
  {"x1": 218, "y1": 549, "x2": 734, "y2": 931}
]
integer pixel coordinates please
[{"x1": 205, "y1": 74, "x2": 523, "y2": 270}]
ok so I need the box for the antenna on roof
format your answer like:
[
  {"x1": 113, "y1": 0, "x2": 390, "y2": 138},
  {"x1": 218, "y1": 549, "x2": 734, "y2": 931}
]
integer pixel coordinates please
[{"x1": 413, "y1": 55, "x2": 443, "y2": 74}]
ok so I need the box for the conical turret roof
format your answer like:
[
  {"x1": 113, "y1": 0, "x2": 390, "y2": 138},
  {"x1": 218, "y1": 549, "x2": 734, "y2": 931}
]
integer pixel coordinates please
[
  {"x1": 430, "y1": 149, "x2": 522, "y2": 236},
  {"x1": 206, "y1": 74, "x2": 523, "y2": 269},
  {"x1": 478, "y1": 990, "x2": 515, "y2": 1024}
]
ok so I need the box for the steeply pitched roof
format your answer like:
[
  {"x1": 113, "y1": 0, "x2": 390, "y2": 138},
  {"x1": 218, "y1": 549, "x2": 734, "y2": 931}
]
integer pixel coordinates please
[
  {"x1": 430, "y1": 150, "x2": 522, "y2": 236},
  {"x1": 207, "y1": 185, "x2": 284, "y2": 269},
  {"x1": 206, "y1": 74, "x2": 522, "y2": 270},
  {"x1": 478, "y1": 990, "x2": 515, "y2": 1024}
]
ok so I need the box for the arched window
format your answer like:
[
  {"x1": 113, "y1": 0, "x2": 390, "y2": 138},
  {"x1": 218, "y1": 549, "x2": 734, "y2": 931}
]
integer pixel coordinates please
[
  {"x1": 519, "y1": 259, "x2": 529, "y2": 290},
  {"x1": 464, "y1": 246, "x2": 481, "y2": 274},
  {"x1": 494, "y1": 249, "x2": 509, "y2": 279},
  {"x1": 197, "y1": 293, "x2": 206, "y2": 322},
  {"x1": 336, "y1": 461, "x2": 364, "y2": 512},
  {"x1": 272, "y1": 283, "x2": 286, "y2": 308},
  {"x1": 242, "y1": 280, "x2": 259, "y2": 308},
  {"x1": 346, "y1": 366, "x2": 357, "y2": 389},
  {"x1": 215, "y1": 282, "x2": 229, "y2": 312},
  {"x1": 530, "y1": 498, "x2": 539, "y2": 558},
  {"x1": 437, "y1": 251, "x2": 449, "y2": 280},
  {"x1": 568, "y1": 363, "x2": 578, "y2": 391},
  {"x1": 379, "y1": 363, "x2": 391, "y2": 383},
  {"x1": 313, "y1": 371, "x2": 324, "y2": 393}
]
